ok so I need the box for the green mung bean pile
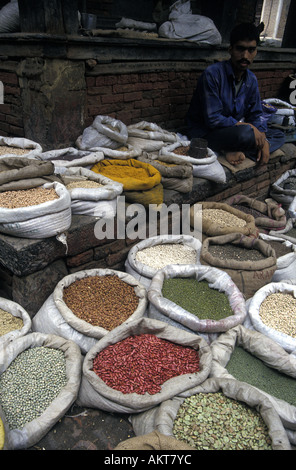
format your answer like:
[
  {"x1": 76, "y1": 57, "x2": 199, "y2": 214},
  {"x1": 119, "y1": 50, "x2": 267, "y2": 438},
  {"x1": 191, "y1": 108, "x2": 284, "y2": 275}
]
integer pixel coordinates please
[
  {"x1": 162, "y1": 278, "x2": 233, "y2": 320},
  {"x1": 173, "y1": 392, "x2": 272, "y2": 450},
  {"x1": 0, "y1": 346, "x2": 67, "y2": 430},
  {"x1": 226, "y1": 346, "x2": 296, "y2": 407}
]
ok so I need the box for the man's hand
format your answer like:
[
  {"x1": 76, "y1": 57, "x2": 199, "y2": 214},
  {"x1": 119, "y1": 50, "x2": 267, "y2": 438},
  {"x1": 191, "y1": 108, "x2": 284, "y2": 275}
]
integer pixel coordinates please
[{"x1": 257, "y1": 139, "x2": 270, "y2": 165}]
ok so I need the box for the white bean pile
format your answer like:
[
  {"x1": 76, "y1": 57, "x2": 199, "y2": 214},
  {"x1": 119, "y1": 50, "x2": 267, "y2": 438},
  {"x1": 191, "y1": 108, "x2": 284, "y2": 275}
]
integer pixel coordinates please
[
  {"x1": 135, "y1": 243, "x2": 197, "y2": 270},
  {"x1": 259, "y1": 292, "x2": 296, "y2": 338},
  {"x1": 202, "y1": 209, "x2": 247, "y2": 228}
]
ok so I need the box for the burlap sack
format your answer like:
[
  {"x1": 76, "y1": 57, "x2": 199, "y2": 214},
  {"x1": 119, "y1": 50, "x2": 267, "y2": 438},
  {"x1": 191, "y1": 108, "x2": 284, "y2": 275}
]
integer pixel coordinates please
[
  {"x1": 200, "y1": 233, "x2": 277, "y2": 299},
  {"x1": 0, "y1": 157, "x2": 59, "y2": 191},
  {"x1": 114, "y1": 430, "x2": 195, "y2": 450},
  {"x1": 225, "y1": 194, "x2": 286, "y2": 232},
  {"x1": 190, "y1": 201, "x2": 258, "y2": 238}
]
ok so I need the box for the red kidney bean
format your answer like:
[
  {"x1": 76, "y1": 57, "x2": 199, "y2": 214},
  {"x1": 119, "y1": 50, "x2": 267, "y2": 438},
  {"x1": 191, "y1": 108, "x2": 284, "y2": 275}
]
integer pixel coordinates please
[{"x1": 92, "y1": 333, "x2": 200, "y2": 395}]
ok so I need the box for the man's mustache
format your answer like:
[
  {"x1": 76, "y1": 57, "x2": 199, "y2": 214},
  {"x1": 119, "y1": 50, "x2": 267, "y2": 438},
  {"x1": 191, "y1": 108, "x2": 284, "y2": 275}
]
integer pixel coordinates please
[{"x1": 239, "y1": 59, "x2": 250, "y2": 64}]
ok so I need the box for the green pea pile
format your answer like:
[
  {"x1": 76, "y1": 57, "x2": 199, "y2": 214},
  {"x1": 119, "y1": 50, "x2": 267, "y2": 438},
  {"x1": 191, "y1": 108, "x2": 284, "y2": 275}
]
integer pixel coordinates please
[
  {"x1": 0, "y1": 346, "x2": 67, "y2": 430},
  {"x1": 226, "y1": 346, "x2": 296, "y2": 407},
  {"x1": 162, "y1": 278, "x2": 233, "y2": 320},
  {"x1": 173, "y1": 392, "x2": 273, "y2": 450}
]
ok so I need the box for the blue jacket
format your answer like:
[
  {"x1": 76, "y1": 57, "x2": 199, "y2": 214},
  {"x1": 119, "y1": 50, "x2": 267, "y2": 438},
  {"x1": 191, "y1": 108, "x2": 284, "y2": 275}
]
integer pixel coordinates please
[{"x1": 186, "y1": 59, "x2": 267, "y2": 138}]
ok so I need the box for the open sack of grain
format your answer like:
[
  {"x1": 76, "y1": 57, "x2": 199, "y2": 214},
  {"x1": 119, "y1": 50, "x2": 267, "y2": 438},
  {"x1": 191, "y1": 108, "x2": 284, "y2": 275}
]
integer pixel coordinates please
[
  {"x1": 57, "y1": 166, "x2": 123, "y2": 217},
  {"x1": 91, "y1": 158, "x2": 163, "y2": 207},
  {"x1": 160, "y1": 140, "x2": 226, "y2": 184},
  {"x1": 0, "y1": 181, "x2": 71, "y2": 239},
  {"x1": 0, "y1": 136, "x2": 42, "y2": 159},
  {"x1": 225, "y1": 194, "x2": 287, "y2": 233},
  {"x1": 210, "y1": 324, "x2": 296, "y2": 444},
  {"x1": 125, "y1": 234, "x2": 201, "y2": 289},
  {"x1": 270, "y1": 169, "x2": 296, "y2": 210},
  {"x1": 32, "y1": 269, "x2": 148, "y2": 354},
  {"x1": 137, "y1": 153, "x2": 193, "y2": 193},
  {"x1": 76, "y1": 115, "x2": 128, "y2": 151},
  {"x1": 259, "y1": 233, "x2": 296, "y2": 282},
  {"x1": 76, "y1": 317, "x2": 212, "y2": 414},
  {"x1": 40, "y1": 146, "x2": 104, "y2": 170},
  {"x1": 147, "y1": 264, "x2": 246, "y2": 339},
  {"x1": 129, "y1": 376, "x2": 291, "y2": 450},
  {"x1": 190, "y1": 201, "x2": 258, "y2": 238},
  {"x1": 0, "y1": 332, "x2": 82, "y2": 450},
  {"x1": 246, "y1": 281, "x2": 296, "y2": 354},
  {"x1": 0, "y1": 297, "x2": 31, "y2": 348},
  {"x1": 199, "y1": 233, "x2": 277, "y2": 299}
]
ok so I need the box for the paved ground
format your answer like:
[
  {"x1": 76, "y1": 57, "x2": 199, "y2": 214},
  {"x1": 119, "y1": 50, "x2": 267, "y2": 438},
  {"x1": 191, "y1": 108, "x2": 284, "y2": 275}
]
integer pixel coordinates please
[{"x1": 28, "y1": 404, "x2": 135, "y2": 451}]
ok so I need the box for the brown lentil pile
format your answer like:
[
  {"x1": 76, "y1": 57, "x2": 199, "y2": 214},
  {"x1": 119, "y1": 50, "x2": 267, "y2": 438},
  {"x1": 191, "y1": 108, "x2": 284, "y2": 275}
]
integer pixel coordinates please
[
  {"x1": 173, "y1": 392, "x2": 273, "y2": 450},
  {"x1": 0, "y1": 308, "x2": 24, "y2": 336},
  {"x1": 0, "y1": 187, "x2": 59, "y2": 209},
  {"x1": 259, "y1": 292, "x2": 296, "y2": 338},
  {"x1": 92, "y1": 333, "x2": 200, "y2": 395},
  {"x1": 62, "y1": 275, "x2": 140, "y2": 330},
  {"x1": 66, "y1": 181, "x2": 104, "y2": 190},
  {"x1": 0, "y1": 145, "x2": 30, "y2": 156},
  {"x1": 202, "y1": 208, "x2": 246, "y2": 228},
  {"x1": 208, "y1": 243, "x2": 266, "y2": 262},
  {"x1": 173, "y1": 146, "x2": 190, "y2": 156}
]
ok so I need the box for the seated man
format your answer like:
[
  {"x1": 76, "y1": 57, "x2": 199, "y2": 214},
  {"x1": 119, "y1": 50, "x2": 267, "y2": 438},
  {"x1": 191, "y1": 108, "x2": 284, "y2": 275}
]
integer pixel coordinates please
[{"x1": 186, "y1": 22, "x2": 285, "y2": 166}]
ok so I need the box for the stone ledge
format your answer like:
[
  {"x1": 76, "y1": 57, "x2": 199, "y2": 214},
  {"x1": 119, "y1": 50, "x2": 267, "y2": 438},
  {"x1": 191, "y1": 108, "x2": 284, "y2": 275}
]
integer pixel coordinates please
[{"x1": 0, "y1": 143, "x2": 295, "y2": 279}]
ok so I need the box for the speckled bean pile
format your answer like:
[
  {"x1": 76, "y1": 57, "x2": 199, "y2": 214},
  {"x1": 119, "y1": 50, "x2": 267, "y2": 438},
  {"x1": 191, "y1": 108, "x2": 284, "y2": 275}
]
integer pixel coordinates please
[
  {"x1": 0, "y1": 346, "x2": 67, "y2": 430},
  {"x1": 0, "y1": 146, "x2": 30, "y2": 156},
  {"x1": 135, "y1": 244, "x2": 197, "y2": 270},
  {"x1": 173, "y1": 392, "x2": 272, "y2": 450}
]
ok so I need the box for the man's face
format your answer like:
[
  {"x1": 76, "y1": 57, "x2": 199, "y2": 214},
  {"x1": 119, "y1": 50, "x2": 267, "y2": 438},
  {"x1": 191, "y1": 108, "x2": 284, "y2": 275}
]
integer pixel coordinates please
[{"x1": 229, "y1": 39, "x2": 258, "y2": 75}]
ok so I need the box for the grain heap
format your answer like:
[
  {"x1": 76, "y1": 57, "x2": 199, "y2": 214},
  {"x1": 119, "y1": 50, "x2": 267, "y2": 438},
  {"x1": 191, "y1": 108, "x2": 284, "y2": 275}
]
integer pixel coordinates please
[
  {"x1": 0, "y1": 308, "x2": 23, "y2": 336},
  {"x1": 0, "y1": 187, "x2": 59, "y2": 209},
  {"x1": 202, "y1": 208, "x2": 246, "y2": 229},
  {"x1": 0, "y1": 146, "x2": 30, "y2": 156},
  {"x1": 66, "y1": 181, "x2": 103, "y2": 190}
]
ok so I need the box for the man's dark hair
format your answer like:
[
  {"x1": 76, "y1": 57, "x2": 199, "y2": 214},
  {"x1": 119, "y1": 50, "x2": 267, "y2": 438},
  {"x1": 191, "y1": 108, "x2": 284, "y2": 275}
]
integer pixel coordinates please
[{"x1": 230, "y1": 22, "x2": 260, "y2": 46}]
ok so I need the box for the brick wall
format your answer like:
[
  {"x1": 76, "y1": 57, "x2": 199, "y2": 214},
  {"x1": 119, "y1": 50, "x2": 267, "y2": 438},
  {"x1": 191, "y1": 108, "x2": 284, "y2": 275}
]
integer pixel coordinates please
[
  {"x1": 0, "y1": 64, "x2": 24, "y2": 138},
  {"x1": 85, "y1": 67, "x2": 295, "y2": 132}
]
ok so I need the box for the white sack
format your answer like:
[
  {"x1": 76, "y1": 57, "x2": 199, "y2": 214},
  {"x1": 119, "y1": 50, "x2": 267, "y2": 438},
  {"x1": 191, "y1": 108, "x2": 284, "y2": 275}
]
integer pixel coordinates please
[
  {"x1": 147, "y1": 264, "x2": 246, "y2": 334},
  {"x1": 40, "y1": 146, "x2": 104, "y2": 170},
  {"x1": 247, "y1": 282, "x2": 296, "y2": 353},
  {"x1": 127, "y1": 121, "x2": 177, "y2": 143},
  {"x1": 0, "y1": 0, "x2": 19, "y2": 33},
  {"x1": 0, "y1": 332, "x2": 82, "y2": 450},
  {"x1": 0, "y1": 297, "x2": 31, "y2": 348},
  {"x1": 158, "y1": 0, "x2": 222, "y2": 45},
  {"x1": 125, "y1": 234, "x2": 202, "y2": 289},
  {"x1": 76, "y1": 317, "x2": 212, "y2": 413},
  {"x1": 160, "y1": 142, "x2": 226, "y2": 183},
  {"x1": 210, "y1": 325, "x2": 296, "y2": 439},
  {"x1": 130, "y1": 376, "x2": 291, "y2": 450},
  {"x1": 0, "y1": 136, "x2": 42, "y2": 159},
  {"x1": 0, "y1": 181, "x2": 71, "y2": 238},
  {"x1": 57, "y1": 166, "x2": 123, "y2": 217},
  {"x1": 32, "y1": 268, "x2": 148, "y2": 354},
  {"x1": 259, "y1": 233, "x2": 296, "y2": 282},
  {"x1": 270, "y1": 169, "x2": 296, "y2": 209},
  {"x1": 76, "y1": 115, "x2": 128, "y2": 150}
]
